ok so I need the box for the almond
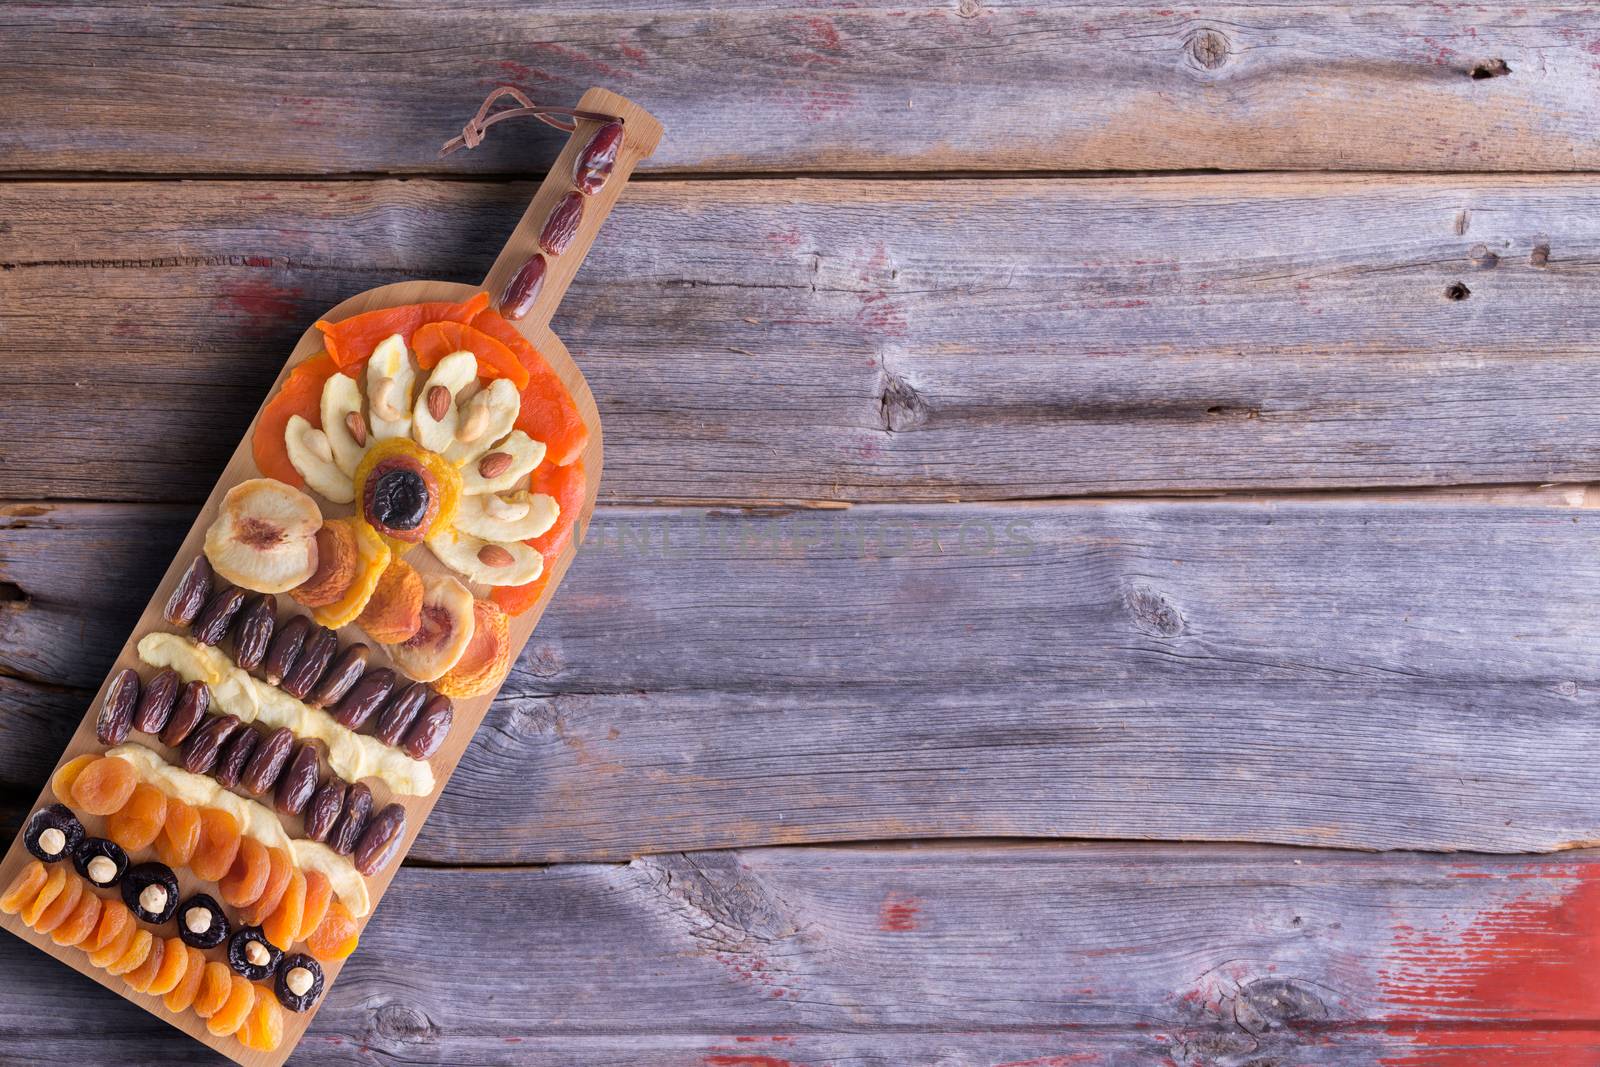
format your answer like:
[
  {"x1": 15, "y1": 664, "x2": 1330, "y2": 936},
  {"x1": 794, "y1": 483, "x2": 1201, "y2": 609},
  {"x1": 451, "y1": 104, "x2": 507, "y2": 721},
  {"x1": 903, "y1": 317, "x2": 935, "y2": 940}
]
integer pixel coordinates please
[
  {"x1": 477, "y1": 544, "x2": 515, "y2": 568},
  {"x1": 478, "y1": 451, "x2": 512, "y2": 479},
  {"x1": 345, "y1": 410, "x2": 369, "y2": 447},
  {"x1": 427, "y1": 385, "x2": 451, "y2": 422}
]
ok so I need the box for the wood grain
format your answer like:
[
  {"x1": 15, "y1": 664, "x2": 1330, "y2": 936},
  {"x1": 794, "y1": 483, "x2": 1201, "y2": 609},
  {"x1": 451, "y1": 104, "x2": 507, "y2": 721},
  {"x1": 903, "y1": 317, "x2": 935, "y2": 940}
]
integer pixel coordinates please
[
  {"x1": 4, "y1": 842, "x2": 1600, "y2": 1064},
  {"x1": 2, "y1": 3, "x2": 1597, "y2": 175},
  {"x1": 8, "y1": 488, "x2": 1600, "y2": 859},
  {"x1": 7, "y1": 175, "x2": 1600, "y2": 504}
]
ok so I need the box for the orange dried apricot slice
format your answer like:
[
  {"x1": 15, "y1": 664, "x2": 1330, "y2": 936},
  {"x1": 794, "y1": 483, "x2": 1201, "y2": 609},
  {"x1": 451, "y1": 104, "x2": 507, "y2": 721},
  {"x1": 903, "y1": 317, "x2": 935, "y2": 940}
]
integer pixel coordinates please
[
  {"x1": 192, "y1": 961, "x2": 234, "y2": 1019},
  {"x1": 163, "y1": 946, "x2": 208, "y2": 1013},
  {"x1": 30, "y1": 867, "x2": 83, "y2": 934},
  {"x1": 316, "y1": 292, "x2": 490, "y2": 370},
  {"x1": 124, "y1": 932, "x2": 165, "y2": 992},
  {"x1": 0, "y1": 860, "x2": 47, "y2": 915},
  {"x1": 262, "y1": 868, "x2": 305, "y2": 949},
  {"x1": 240, "y1": 846, "x2": 292, "y2": 926},
  {"x1": 472, "y1": 307, "x2": 590, "y2": 466},
  {"x1": 106, "y1": 781, "x2": 169, "y2": 852},
  {"x1": 51, "y1": 754, "x2": 98, "y2": 802},
  {"x1": 107, "y1": 928, "x2": 153, "y2": 977},
  {"x1": 306, "y1": 899, "x2": 360, "y2": 961},
  {"x1": 239, "y1": 991, "x2": 285, "y2": 1052},
  {"x1": 412, "y1": 320, "x2": 530, "y2": 389},
  {"x1": 297, "y1": 869, "x2": 333, "y2": 942},
  {"x1": 206, "y1": 974, "x2": 256, "y2": 1036},
  {"x1": 155, "y1": 798, "x2": 201, "y2": 868},
  {"x1": 88, "y1": 902, "x2": 137, "y2": 968},
  {"x1": 20, "y1": 863, "x2": 67, "y2": 927},
  {"x1": 218, "y1": 835, "x2": 271, "y2": 909},
  {"x1": 71, "y1": 756, "x2": 138, "y2": 816},
  {"x1": 253, "y1": 351, "x2": 338, "y2": 489},
  {"x1": 191, "y1": 807, "x2": 243, "y2": 883},
  {"x1": 51, "y1": 888, "x2": 102, "y2": 947},
  {"x1": 147, "y1": 935, "x2": 190, "y2": 996}
]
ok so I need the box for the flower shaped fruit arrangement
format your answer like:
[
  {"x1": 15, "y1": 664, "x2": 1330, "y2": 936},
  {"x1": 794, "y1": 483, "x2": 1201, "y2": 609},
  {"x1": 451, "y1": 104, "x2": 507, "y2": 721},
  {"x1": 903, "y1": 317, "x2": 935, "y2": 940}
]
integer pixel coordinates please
[{"x1": 0, "y1": 87, "x2": 662, "y2": 1066}]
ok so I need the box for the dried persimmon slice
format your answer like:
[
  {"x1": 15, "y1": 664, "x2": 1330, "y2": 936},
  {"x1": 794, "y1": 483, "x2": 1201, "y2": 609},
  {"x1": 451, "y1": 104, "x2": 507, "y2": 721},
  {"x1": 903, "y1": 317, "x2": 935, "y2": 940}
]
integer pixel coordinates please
[
  {"x1": 471, "y1": 308, "x2": 589, "y2": 466},
  {"x1": 412, "y1": 320, "x2": 530, "y2": 389},
  {"x1": 315, "y1": 292, "x2": 489, "y2": 370}
]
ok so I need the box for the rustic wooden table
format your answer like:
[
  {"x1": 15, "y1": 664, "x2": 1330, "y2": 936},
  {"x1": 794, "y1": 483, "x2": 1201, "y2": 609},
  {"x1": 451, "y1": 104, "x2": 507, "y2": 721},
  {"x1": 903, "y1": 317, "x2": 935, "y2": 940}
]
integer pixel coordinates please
[{"x1": 4, "y1": 4, "x2": 1600, "y2": 1064}]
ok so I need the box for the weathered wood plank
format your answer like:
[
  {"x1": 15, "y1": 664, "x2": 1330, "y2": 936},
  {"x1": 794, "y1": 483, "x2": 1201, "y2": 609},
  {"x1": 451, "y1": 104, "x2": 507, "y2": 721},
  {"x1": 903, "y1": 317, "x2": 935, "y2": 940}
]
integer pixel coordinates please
[
  {"x1": 7, "y1": 492, "x2": 1600, "y2": 858},
  {"x1": 7, "y1": 176, "x2": 1600, "y2": 503},
  {"x1": 2, "y1": 3, "x2": 1597, "y2": 175},
  {"x1": 3, "y1": 843, "x2": 1600, "y2": 1064}
]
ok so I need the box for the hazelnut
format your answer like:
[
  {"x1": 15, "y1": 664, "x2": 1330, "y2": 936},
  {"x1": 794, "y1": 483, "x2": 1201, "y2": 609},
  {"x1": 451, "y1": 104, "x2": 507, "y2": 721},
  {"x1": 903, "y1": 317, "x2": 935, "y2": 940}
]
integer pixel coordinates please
[
  {"x1": 140, "y1": 883, "x2": 169, "y2": 915},
  {"x1": 37, "y1": 827, "x2": 66, "y2": 856},
  {"x1": 87, "y1": 856, "x2": 118, "y2": 884},
  {"x1": 285, "y1": 967, "x2": 315, "y2": 996},
  {"x1": 246, "y1": 941, "x2": 271, "y2": 967},
  {"x1": 185, "y1": 907, "x2": 212, "y2": 935}
]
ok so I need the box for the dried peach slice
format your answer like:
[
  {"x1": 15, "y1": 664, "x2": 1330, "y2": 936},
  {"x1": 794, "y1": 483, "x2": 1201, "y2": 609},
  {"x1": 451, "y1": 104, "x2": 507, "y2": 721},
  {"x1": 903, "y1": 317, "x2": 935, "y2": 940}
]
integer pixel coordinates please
[
  {"x1": 51, "y1": 888, "x2": 102, "y2": 947},
  {"x1": 124, "y1": 933, "x2": 166, "y2": 993},
  {"x1": 356, "y1": 557, "x2": 425, "y2": 643},
  {"x1": 317, "y1": 292, "x2": 489, "y2": 370},
  {"x1": 147, "y1": 935, "x2": 190, "y2": 996},
  {"x1": 106, "y1": 781, "x2": 168, "y2": 852},
  {"x1": 206, "y1": 974, "x2": 257, "y2": 1036},
  {"x1": 292, "y1": 517, "x2": 360, "y2": 607},
  {"x1": 191, "y1": 807, "x2": 243, "y2": 883},
  {"x1": 472, "y1": 307, "x2": 590, "y2": 466},
  {"x1": 50, "y1": 754, "x2": 98, "y2": 802},
  {"x1": 155, "y1": 798, "x2": 201, "y2": 868},
  {"x1": 306, "y1": 899, "x2": 360, "y2": 961},
  {"x1": 204, "y1": 478, "x2": 322, "y2": 595},
  {"x1": 309, "y1": 519, "x2": 390, "y2": 629},
  {"x1": 413, "y1": 320, "x2": 530, "y2": 389},
  {"x1": 193, "y1": 960, "x2": 233, "y2": 1019},
  {"x1": 436, "y1": 598, "x2": 512, "y2": 699},
  {"x1": 219, "y1": 836, "x2": 271, "y2": 909},
  {"x1": 164, "y1": 946, "x2": 208, "y2": 1013},
  {"x1": 255, "y1": 352, "x2": 339, "y2": 489},
  {"x1": 71, "y1": 756, "x2": 138, "y2": 816},
  {"x1": 30, "y1": 868, "x2": 83, "y2": 934},
  {"x1": 0, "y1": 860, "x2": 47, "y2": 915}
]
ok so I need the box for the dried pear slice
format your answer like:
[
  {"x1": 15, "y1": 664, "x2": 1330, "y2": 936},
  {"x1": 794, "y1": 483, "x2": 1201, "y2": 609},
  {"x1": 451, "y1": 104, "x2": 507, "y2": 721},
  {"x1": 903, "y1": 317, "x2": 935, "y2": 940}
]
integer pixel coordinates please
[
  {"x1": 284, "y1": 416, "x2": 355, "y2": 504},
  {"x1": 453, "y1": 491, "x2": 558, "y2": 543},
  {"x1": 204, "y1": 479, "x2": 321, "y2": 595},
  {"x1": 461, "y1": 430, "x2": 546, "y2": 495},
  {"x1": 366, "y1": 334, "x2": 414, "y2": 442},
  {"x1": 319, "y1": 373, "x2": 368, "y2": 476},
  {"x1": 411, "y1": 350, "x2": 477, "y2": 455},
  {"x1": 426, "y1": 527, "x2": 544, "y2": 587},
  {"x1": 382, "y1": 573, "x2": 475, "y2": 682},
  {"x1": 443, "y1": 377, "x2": 521, "y2": 466}
]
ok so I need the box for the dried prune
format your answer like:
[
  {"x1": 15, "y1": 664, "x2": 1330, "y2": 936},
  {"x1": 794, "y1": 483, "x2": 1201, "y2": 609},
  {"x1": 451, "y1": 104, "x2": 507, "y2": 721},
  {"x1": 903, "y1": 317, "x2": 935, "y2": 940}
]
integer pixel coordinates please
[
  {"x1": 303, "y1": 777, "x2": 346, "y2": 843},
  {"x1": 498, "y1": 252, "x2": 547, "y2": 321},
  {"x1": 281, "y1": 625, "x2": 337, "y2": 700},
  {"x1": 539, "y1": 191, "x2": 584, "y2": 255},
  {"x1": 122, "y1": 861, "x2": 180, "y2": 924},
  {"x1": 74, "y1": 836, "x2": 129, "y2": 888},
  {"x1": 329, "y1": 782, "x2": 372, "y2": 856},
  {"x1": 354, "y1": 803, "x2": 407, "y2": 876},
  {"x1": 97, "y1": 668, "x2": 140, "y2": 746},
  {"x1": 193, "y1": 585, "x2": 248, "y2": 646},
  {"x1": 182, "y1": 713, "x2": 241, "y2": 776},
  {"x1": 215, "y1": 724, "x2": 261, "y2": 790},
  {"x1": 374, "y1": 682, "x2": 427, "y2": 746},
  {"x1": 25, "y1": 804, "x2": 83, "y2": 863},
  {"x1": 227, "y1": 925, "x2": 283, "y2": 981},
  {"x1": 133, "y1": 667, "x2": 180, "y2": 735},
  {"x1": 574, "y1": 120, "x2": 623, "y2": 195},
  {"x1": 308, "y1": 642, "x2": 368, "y2": 708},
  {"x1": 178, "y1": 893, "x2": 230, "y2": 949},
  {"x1": 274, "y1": 953, "x2": 324, "y2": 1012},
  {"x1": 165, "y1": 555, "x2": 214, "y2": 626},
  {"x1": 160, "y1": 680, "x2": 211, "y2": 747},
  {"x1": 274, "y1": 740, "x2": 324, "y2": 816},
  {"x1": 233, "y1": 593, "x2": 277, "y2": 672},
  {"x1": 242, "y1": 726, "x2": 295, "y2": 795},
  {"x1": 403, "y1": 694, "x2": 454, "y2": 759},
  {"x1": 332, "y1": 667, "x2": 395, "y2": 729},
  {"x1": 262, "y1": 614, "x2": 311, "y2": 685}
]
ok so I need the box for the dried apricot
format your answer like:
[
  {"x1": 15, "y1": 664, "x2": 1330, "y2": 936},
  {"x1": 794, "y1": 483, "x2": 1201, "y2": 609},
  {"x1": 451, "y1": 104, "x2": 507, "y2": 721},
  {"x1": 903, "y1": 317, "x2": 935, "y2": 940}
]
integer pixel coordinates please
[
  {"x1": 412, "y1": 320, "x2": 531, "y2": 389},
  {"x1": 218, "y1": 836, "x2": 270, "y2": 909},
  {"x1": 254, "y1": 351, "x2": 338, "y2": 489},
  {"x1": 473, "y1": 307, "x2": 589, "y2": 466},
  {"x1": 51, "y1": 888, "x2": 101, "y2": 947},
  {"x1": 155, "y1": 798, "x2": 201, "y2": 868},
  {"x1": 240, "y1": 990, "x2": 285, "y2": 1051},
  {"x1": 123, "y1": 933, "x2": 165, "y2": 992},
  {"x1": 107, "y1": 928, "x2": 153, "y2": 977},
  {"x1": 240, "y1": 847, "x2": 292, "y2": 926},
  {"x1": 0, "y1": 860, "x2": 47, "y2": 915},
  {"x1": 316, "y1": 292, "x2": 489, "y2": 370},
  {"x1": 190, "y1": 807, "x2": 242, "y2": 883},
  {"x1": 30, "y1": 868, "x2": 83, "y2": 934},
  {"x1": 50, "y1": 754, "x2": 98, "y2": 802},
  {"x1": 262, "y1": 869, "x2": 305, "y2": 949},
  {"x1": 105, "y1": 781, "x2": 168, "y2": 852},
  {"x1": 147, "y1": 935, "x2": 189, "y2": 996},
  {"x1": 192, "y1": 960, "x2": 233, "y2": 1019},
  {"x1": 206, "y1": 974, "x2": 256, "y2": 1037},
  {"x1": 88, "y1": 902, "x2": 136, "y2": 968},
  {"x1": 71, "y1": 756, "x2": 138, "y2": 816},
  {"x1": 163, "y1": 945, "x2": 208, "y2": 1013},
  {"x1": 306, "y1": 899, "x2": 360, "y2": 961},
  {"x1": 19, "y1": 863, "x2": 67, "y2": 927},
  {"x1": 296, "y1": 869, "x2": 332, "y2": 942}
]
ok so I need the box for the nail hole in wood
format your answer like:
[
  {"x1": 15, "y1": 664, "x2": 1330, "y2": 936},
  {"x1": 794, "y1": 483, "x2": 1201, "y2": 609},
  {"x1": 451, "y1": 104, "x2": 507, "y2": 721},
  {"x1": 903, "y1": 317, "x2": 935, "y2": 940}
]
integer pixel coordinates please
[
  {"x1": 1531, "y1": 243, "x2": 1550, "y2": 268},
  {"x1": 1445, "y1": 282, "x2": 1471, "y2": 301},
  {"x1": 1469, "y1": 244, "x2": 1499, "y2": 269},
  {"x1": 1470, "y1": 59, "x2": 1511, "y2": 79}
]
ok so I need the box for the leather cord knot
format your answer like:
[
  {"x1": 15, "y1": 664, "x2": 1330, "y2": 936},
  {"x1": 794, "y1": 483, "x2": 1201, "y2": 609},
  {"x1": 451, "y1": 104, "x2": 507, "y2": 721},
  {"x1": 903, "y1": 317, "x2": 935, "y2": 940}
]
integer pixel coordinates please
[{"x1": 440, "y1": 86, "x2": 621, "y2": 156}]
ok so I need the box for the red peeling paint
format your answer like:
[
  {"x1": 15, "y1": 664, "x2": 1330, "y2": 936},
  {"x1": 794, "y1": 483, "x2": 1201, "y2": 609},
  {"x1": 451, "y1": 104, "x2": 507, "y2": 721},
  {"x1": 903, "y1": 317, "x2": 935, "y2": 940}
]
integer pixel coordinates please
[
  {"x1": 1381, "y1": 863, "x2": 1600, "y2": 1064},
  {"x1": 705, "y1": 1057, "x2": 799, "y2": 1067},
  {"x1": 992, "y1": 1056, "x2": 1095, "y2": 1067},
  {"x1": 213, "y1": 280, "x2": 303, "y2": 335},
  {"x1": 618, "y1": 42, "x2": 646, "y2": 61},
  {"x1": 879, "y1": 892, "x2": 921, "y2": 931}
]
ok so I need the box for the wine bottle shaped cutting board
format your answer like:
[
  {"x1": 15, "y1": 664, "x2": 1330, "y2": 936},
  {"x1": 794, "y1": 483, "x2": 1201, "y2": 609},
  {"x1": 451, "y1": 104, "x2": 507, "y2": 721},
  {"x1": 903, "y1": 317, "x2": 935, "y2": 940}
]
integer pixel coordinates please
[{"x1": 0, "y1": 86, "x2": 661, "y2": 1066}]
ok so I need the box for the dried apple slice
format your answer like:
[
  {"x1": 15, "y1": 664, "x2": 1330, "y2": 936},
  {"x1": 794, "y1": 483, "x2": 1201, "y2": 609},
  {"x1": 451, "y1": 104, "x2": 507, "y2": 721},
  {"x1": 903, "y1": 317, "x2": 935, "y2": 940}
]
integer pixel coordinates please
[
  {"x1": 461, "y1": 430, "x2": 546, "y2": 495},
  {"x1": 319, "y1": 373, "x2": 368, "y2": 476},
  {"x1": 444, "y1": 377, "x2": 521, "y2": 466},
  {"x1": 204, "y1": 479, "x2": 321, "y2": 594},
  {"x1": 411, "y1": 350, "x2": 477, "y2": 454},
  {"x1": 284, "y1": 416, "x2": 355, "y2": 504},
  {"x1": 383, "y1": 573, "x2": 475, "y2": 682},
  {"x1": 365, "y1": 334, "x2": 414, "y2": 442},
  {"x1": 426, "y1": 527, "x2": 543, "y2": 587},
  {"x1": 453, "y1": 491, "x2": 558, "y2": 543}
]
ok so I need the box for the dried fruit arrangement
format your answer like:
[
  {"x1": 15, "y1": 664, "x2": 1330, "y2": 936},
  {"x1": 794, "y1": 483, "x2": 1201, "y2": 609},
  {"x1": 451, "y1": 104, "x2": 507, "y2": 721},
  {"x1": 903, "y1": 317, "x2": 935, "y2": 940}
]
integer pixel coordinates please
[{"x1": 0, "y1": 87, "x2": 661, "y2": 1066}]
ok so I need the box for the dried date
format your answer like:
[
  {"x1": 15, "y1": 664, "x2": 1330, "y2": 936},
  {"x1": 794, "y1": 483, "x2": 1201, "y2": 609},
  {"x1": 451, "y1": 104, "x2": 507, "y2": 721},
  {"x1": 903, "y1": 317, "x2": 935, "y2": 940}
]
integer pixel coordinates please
[
  {"x1": 262, "y1": 614, "x2": 311, "y2": 686},
  {"x1": 241, "y1": 726, "x2": 294, "y2": 795},
  {"x1": 329, "y1": 782, "x2": 373, "y2": 856},
  {"x1": 332, "y1": 668, "x2": 395, "y2": 730},
  {"x1": 160, "y1": 681, "x2": 210, "y2": 748},
  {"x1": 497, "y1": 253, "x2": 546, "y2": 321},
  {"x1": 164, "y1": 556, "x2": 214, "y2": 626},
  {"x1": 233, "y1": 593, "x2": 277, "y2": 672},
  {"x1": 574, "y1": 120, "x2": 623, "y2": 195},
  {"x1": 132, "y1": 667, "x2": 180, "y2": 735},
  {"x1": 403, "y1": 695, "x2": 454, "y2": 760},
  {"x1": 304, "y1": 778, "x2": 346, "y2": 843},
  {"x1": 193, "y1": 586, "x2": 247, "y2": 646},
  {"x1": 274, "y1": 740, "x2": 324, "y2": 816},
  {"x1": 538, "y1": 191, "x2": 583, "y2": 256},
  {"x1": 308, "y1": 643, "x2": 369, "y2": 708},
  {"x1": 354, "y1": 804, "x2": 408, "y2": 876},
  {"x1": 181, "y1": 714, "x2": 241, "y2": 776},
  {"x1": 96, "y1": 668, "x2": 141, "y2": 746},
  {"x1": 281, "y1": 625, "x2": 337, "y2": 700},
  {"x1": 374, "y1": 683, "x2": 428, "y2": 747},
  {"x1": 214, "y1": 725, "x2": 260, "y2": 790}
]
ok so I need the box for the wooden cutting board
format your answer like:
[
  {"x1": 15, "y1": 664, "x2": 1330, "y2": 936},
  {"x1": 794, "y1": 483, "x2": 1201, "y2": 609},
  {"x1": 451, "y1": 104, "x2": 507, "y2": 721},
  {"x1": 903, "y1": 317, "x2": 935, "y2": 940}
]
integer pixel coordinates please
[{"x1": 0, "y1": 86, "x2": 661, "y2": 1065}]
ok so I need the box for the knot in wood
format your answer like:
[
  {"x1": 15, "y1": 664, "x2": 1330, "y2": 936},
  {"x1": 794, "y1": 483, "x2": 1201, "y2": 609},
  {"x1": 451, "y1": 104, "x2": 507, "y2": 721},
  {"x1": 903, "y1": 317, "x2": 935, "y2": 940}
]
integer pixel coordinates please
[
  {"x1": 1469, "y1": 244, "x2": 1499, "y2": 269},
  {"x1": 1124, "y1": 584, "x2": 1185, "y2": 638},
  {"x1": 367, "y1": 998, "x2": 439, "y2": 1047},
  {"x1": 1188, "y1": 28, "x2": 1231, "y2": 70},
  {"x1": 878, "y1": 370, "x2": 929, "y2": 433},
  {"x1": 1233, "y1": 977, "x2": 1329, "y2": 1033},
  {"x1": 1470, "y1": 58, "x2": 1511, "y2": 79},
  {"x1": 957, "y1": 0, "x2": 983, "y2": 18}
]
